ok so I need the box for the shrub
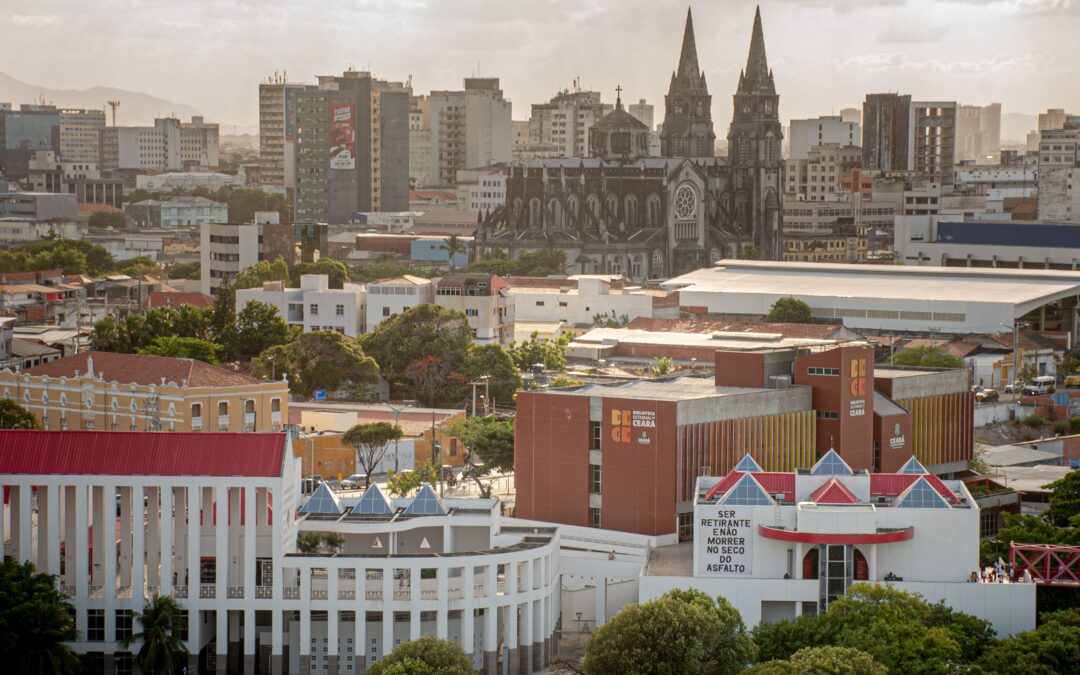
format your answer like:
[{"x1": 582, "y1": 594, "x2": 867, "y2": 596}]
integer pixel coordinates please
[
  {"x1": 1070, "y1": 416, "x2": 1080, "y2": 434},
  {"x1": 1055, "y1": 421, "x2": 1069, "y2": 435},
  {"x1": 1024, "y1": 414, "x2": 1045, "y2": 429}
]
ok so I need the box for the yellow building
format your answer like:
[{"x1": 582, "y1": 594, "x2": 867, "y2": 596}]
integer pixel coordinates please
[
  {"x1": 784, "y1": 233, "x2": 868, "y2": 263},
  {"x1": 2, "y1": 351, "x2": 288, "y2": 432}
]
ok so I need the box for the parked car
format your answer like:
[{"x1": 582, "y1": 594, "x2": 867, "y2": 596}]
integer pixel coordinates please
[
  {"x1": 340, "y1": 474, "x2": 366, "y2": 490},
  {"x1": 1004, "y1": 382, "x2": 1020, "y2": 394},
  {"x1": 974, "y1": 388, "x2": 999, "y2": 403},
  {"x1": 1064, "y1": 375, "x2": 1080, "y2": 388},
  {"x1": 1023, "y1": 375, "x2": 1056, "y2": 396}
]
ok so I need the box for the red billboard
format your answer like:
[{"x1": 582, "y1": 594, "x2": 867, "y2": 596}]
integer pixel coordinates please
[{"x1": 329, "y1": 102, "x2": 356, "y2": 170}]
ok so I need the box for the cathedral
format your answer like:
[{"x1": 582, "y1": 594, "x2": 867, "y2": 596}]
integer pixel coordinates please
[{"x1": 475, "y1": 7, "x2": 784, "y2": 279}]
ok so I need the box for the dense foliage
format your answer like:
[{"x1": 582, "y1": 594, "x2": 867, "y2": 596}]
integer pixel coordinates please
[
  {"x1": 343, "y1": 422, "x2": 404, "y2": 487},
  {"x1": 891, "y1": 345, "x2": 965, "y2": 369},
  {"x1": 361, "y1": 304, "x2": 472, "y2": 388},
  {"x1": 137, "y1": 336, "x2": 222, "y2": 364},
  {"x1": 748, "y1": 646, "x2": 885, "y2": 675},
  {"x1": 0, "y1": 560, "x2": 80, "y2": 674},
  {"x1": 446, "y1": 415, "x2": 515, "y2": 497},
  {"x1": 509, "y1": 333, "x2": 569, "y2": 371},
  {"x1": 125, "y1": 595, "x2": 190, "y2": 675},
  {"x1": 0, "y1": 399, "x2": 43, "y2": 429},
  {"x1": 367, "y1": 636, "x2": 474, "y2": 675},
  {"x1": 765, "y1": 297, "x2": 812, "y2": 323},
  {"x1": 253, "y1": 331, "x2": 379, "y2": 396},
  {"x1": 467, "y1": 247, "x2": 567, "y2": 276}
]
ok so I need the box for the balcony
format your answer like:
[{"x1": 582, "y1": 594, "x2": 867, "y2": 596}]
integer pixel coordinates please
[
  {"x1": 338, "y1": 589, "x2": 355, "y2": 600},
  {"x1": 200, "y1": 585, "x2": 216, "y2": 599},
  {"x1": 283, "y1": 587, "x2": 300, "y2": 600},
  {"x1": 256, "y1": 586, "x2": 273, "y2": 599},
  {"x1": 228, "y1": 586, "x2": 244, "y2": 599},
  {"x1": 173, "y1": 585, "x2": 188, "y2": 599},
  {"x1": 311, "y1": 589, "x2": 328, "y2": 600},
  {"x1": 244, "y1": 413, "x2": 256, "y2": 426},
  {"x1": 365, "y1": 590, "x2": 383, "y2": 601},
  {"x1": 271, "y1": 411, "x2": 282, "y2": 423}
]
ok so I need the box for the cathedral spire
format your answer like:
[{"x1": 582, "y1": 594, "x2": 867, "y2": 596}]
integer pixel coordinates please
[
  {"x1": 740, "y1": 5, "x2": 775, "y2": 94},
  {"x1": 677, "y1": 7, "x2": 701, "y2": 83}
]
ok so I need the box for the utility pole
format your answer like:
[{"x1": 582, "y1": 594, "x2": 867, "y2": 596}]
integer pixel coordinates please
[{"x1": 384, "y1": 402, "x2": 409, "y2": 472}]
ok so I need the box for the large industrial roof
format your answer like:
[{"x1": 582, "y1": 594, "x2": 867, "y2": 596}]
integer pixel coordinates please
[
  {"x1": 664, "y1": 260, "x2": 1080, "y2": 314},
  {"x1": 547, "y1": 376, "x2": 768, "y2": 401}
]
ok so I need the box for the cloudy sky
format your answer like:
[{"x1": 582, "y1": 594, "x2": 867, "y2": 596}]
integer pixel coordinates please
[{"x1": 2, "y1": 0, "x2": 1078, "y2": 138}]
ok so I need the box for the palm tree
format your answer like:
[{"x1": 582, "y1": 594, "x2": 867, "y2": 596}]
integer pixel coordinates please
[
  {"x1": 440, "y1": 235, "x2": 467, "y2": 271},
  {"x1": 124, "y1": 595, "x2": 190, "y2": 675},
  {"x1": 297, "y1": 532, "x2": 323, "y2": 553},
  {"x1": 650, "y1": 357, "x2": 676, "y2": 377},
  {"x1": 322, "y1": 533, "x2": 345, "y2": 554}
]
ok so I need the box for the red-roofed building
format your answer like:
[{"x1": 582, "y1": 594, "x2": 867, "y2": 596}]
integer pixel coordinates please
[
  {"x1": 144, "y1": 290, "x2": 215, "y2": 309},
  {"x1": 0, "y1": 352, "x2": 288, "y2": 433}
]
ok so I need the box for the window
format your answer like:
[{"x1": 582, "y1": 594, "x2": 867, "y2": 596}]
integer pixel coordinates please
[
  {"x1": 590, "y1": 464, "x2": 602, "y2": 494},
  {"x1": 465, "y1": 309, "x2": 479, "y2": 317},
  {"x1": 191, "y1": 403, "x2": 202, "y2": 418},
  {"x1": 677, "y1": 513, "x2": 694, "y2": 540},
  {"x1": 271, "y1": 398, "x2": 281, "y2": 413},
  {"x1": 590, "y1": 421, "x2": 601, "y2": 450},
  {"x1": 807, "y1": 367, "x2": 840, "y2": 376},
  {"x1": 309, "y1": 304, "x2": 319, "y2": 316},
  {"x1": 816, "y1": 411, "x2": 840, "y2": 420},
  {"x1": 336, "y1": 304, "x2": 345, "y2": 316},
  {"x1": 535, "y1": 301, "x2": 545, "y2": 307},
  {"x1": 218, "y1": 401, "x2": 228, "y2": 416},
  {"x1": 115, "y1": 610, "x2": 133, "y2": 641},
  {"x1": 589, "y1": 507, "x2": 601, "y2": 529},
  {"x1": 87, "y1": 609, "x2": 105, "y2": 641},
  {"x1": 382, "y1": 306, "x2": 391, "y2": 317}
]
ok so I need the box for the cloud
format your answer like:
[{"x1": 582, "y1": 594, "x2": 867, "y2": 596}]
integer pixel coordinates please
[
  {"x1": 0, "y1": 12, "x2": 60, "y2": 27},
  {"x1": 876, "y1": 23, "x2": 951, "y2": 43},
  {"x1": 833, "y1": 51, "x2": 1050, "y2": 74}
]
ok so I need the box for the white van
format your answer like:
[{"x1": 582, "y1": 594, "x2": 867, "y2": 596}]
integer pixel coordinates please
[{"x1": 1023, "y1": 375, "x2": 1055, "y2": 396}]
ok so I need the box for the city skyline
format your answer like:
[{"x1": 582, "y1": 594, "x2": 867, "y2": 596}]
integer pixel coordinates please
[{"x1": 1, "y1": 0, "x2": 1077, "y2": 135}]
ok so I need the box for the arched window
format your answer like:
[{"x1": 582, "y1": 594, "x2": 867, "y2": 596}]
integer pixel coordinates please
[
  {"x1": 512, "y1": 197, "x2": 524, "y2": 224},
  {"x1": 567, "y1": 194, "x2": 580, "y2": 222},
  {"x1": 606, "y1": 194, "x2": 618, "y2": 221},
  {"x1": 528, "y1": 198, "x2": 542, "y2": 227},
  {"x1": 646, "y1": 194, "x2": 662, "y2": 227},
  {"x1": 624, "y1": 195, "x2": 639, "y2": 228},
  {"x1": 651, "y1": 250, "x2": 664, "y2": 278},
  {"x1": 608, "y1": 257, "x2": 622, "y2": 276},
  {"x1": 586, "y1": 194, "x2": 601, "y2": 224},
  {"x1": 630, "y1": 256, "x2": 642, "y2": 280},
  {"x1": 547, "y1": 198, "x2": 563, "y2": 229}
]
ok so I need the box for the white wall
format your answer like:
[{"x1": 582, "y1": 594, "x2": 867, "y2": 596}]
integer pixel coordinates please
[{"x1": 365, "y1": 283, "x2": 432, "y2": 331}]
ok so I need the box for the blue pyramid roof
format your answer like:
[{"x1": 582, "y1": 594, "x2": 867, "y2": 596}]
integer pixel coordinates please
[
  {"x1": 733, "y1": 453, "x2": 763, "y2": 473},
  {"x1": 719, "y1": 472, "x2": 775, "y2": 506},
  {"x1": 298, "y1": 482, "x2": 343, "y2": 515},
  {"x1": 894, "y1": 476, "x2": 951, "y2": 509},
  {"x1": 811, "y1": 449, "x2": 853, "y2": 476},
  {"x1": 353, "y1": 482, "x2": 394, "y2": 516},
  {"x1": 897, "y1": 456, "x2": 928, "y2": 475},
  {"x1": 402, "y1": 483, "x2": 447, "y2": 516}
]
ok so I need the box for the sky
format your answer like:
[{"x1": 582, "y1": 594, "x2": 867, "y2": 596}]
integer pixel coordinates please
[{"x1": 1, "y1": 0, "x2": 1078, "y2": 139}]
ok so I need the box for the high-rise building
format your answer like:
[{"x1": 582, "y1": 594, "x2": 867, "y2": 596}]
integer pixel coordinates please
[
  {"x1": 57, "y1": 109, "x2": 106, "y2": 165},
  {"x1": 785, "y1": 143, "x2": 862, "y2": 201},
  {"x1": 628, "y1": 99, "x2": 654, "y2": 131},
  {"x1": 840, "y1": 107, "x2": 861, "y2": 125},
  {"x1": 912, "y1": 101, "x2": 956, "y2": 185},
  {"x1": 408, "y1": 95, "x2": 432, "y2": 188},
  {"x1": 1039, "y1": 108, "x2": 1068, "y2": 132},
  {"x1": 1037, "y1": 115, "x2": 1080, "y2": 223},
  {"x1": 660, "y1": 9, "x2": 715, "y2": 157},
  {"x1": 527, "y1": 88, "x2": 612, "y2": 158},
  {"x1": 0, "y1": 104, "x2": 60, "y2": 178},
  {"x1": 862, "y1": 93, "x2": 913, "y2": 172},
  {"x1": 99, "y1": 116, "x2": 219, "y2": 171},
  {"x1": 788, "y1": 116, "x2": 859, "y2": 160},
  {"x1": 425, "y1": 78, "x2": 512, "y2": 187},
  {"x1": 293, "y1": 70, "x2": 410, "y2": 223},
  {"x1": 956, "y1": 103, "x2": 1001, "y2": 163},
  {"x1": 259, "y1": 77, "x2": 310, "y2": 194}
]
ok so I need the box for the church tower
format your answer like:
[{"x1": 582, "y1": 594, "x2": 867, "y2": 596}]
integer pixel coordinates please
[
  {"x1": 727, "y1": 6, "x2": 784, "y2": 260},
  {"x1": 660, "y1": 8, "x2": 715, "y2": 158}
]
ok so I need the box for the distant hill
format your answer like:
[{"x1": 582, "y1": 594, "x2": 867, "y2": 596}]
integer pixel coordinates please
[{"x1": 0, "y1": 71, "x2": 202, "y2": 126}]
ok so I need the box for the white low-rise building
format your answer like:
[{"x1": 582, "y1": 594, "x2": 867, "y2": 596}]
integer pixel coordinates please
[
  {"x1": 0, "y1": 430, "x2": 560, "y2": 675},
  {"x1": 365, "y1": 276, "x2": 435, "y2": 331},
  {"x1": 639, "y1": 451, "x2": 1036, "y2": 636},
  {"x1": 508, "y1": 276, "x2": 667, "y2": 331},
  {"x1": 236, "y1": 275, "x2": 367, "y2": 337}
]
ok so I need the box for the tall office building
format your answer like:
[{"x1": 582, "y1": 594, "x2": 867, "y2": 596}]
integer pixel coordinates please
[
  {"x1": 293, "y1": 70, "x2": 409, "y2": 223},
  {"x1": 840, "y1": 107, "x2": 861, "y2": 125},
  {"x1": 912, "y1": 102, "x2": 956, "y2": 185},
  {"x1": 408, "y1": 94, "x2": 432, "y2": 188},
  {"x1": 1039, "y1": 108, "x2": 1068, "y2": 132},
  {"x1": 1037, "y1": 115, "x2": 1080, "y2": 223},
  {"x1": 862, "y1": 93, "x2": 912, "y2": 172},
  {"x1": 628, "y1": 99, "x2": 654, "y2": 131},
  {"x1": 427, "y1": 78, "x2": 512, "y2": 186},
  {"x1": 259, "y1": 76, "x2": 311, "y2": 194},
  {"x1": 0, "y1": 104, "x2": 60, "y2": 178},
  {"x1": 956, "y1": 103, "x2": 1001, "y2": 162},
  {"x1": 788, "y1": 115, "x2": 859, "y2": 160},
  {"x1": 100, "y1": 116, "x2": 219, "y2": 171},
  {"x1": 58, "y1": 109, "x2": 106, "y2": 165},
  {"x1": 528, "y1": 88, "x2": 612, "y2": 158}
]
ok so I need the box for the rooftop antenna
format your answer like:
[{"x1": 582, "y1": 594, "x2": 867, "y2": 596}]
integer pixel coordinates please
[{"x1": 107, "y1": 100, "x2": 120, "y2": 126}]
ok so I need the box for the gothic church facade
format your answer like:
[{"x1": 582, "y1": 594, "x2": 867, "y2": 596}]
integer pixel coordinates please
[{"x1": 476, "y1": 8, "x2": 784, "y2": 279}]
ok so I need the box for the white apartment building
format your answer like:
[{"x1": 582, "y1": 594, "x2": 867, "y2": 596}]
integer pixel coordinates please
[
  {"x1": 788, "y1": 116, "x2": 860, "y2": 160},
  {"x1": 0, "y1": 430, "x2": 560, "y2": 674},
  {"x1": 101, "y1": 117, "x2": 220, "y2": 171},
  {"x1": 236, "y1": 275, "x2": 367, "y2": 337},
  {"x1": 456, "y1": 167, "x2": 507, "y2": 213},
  {"x1": 508, "y1": 276, "x2": 660, "y2": 329},
  {"x1": 0, "y1": 217, "x2": 86, "y2": 244},
  {"x1": 434, "y1": 274, "x2": 512, "y2": 345},
  {"x1": 200, "y1": 223, "x2": 261, "y2": 296},
  {"x1": 627, "y1": 99, "x2": 654, "y2": 131},
  {"x1": 785, "y1": 144, "x2": 862, "y2": 201},
  {"x1": 426, "y1": 79, "x2": 512, "y2": 187},
  {"x1": 1037, "y1": 119, "x2": 1080, "y2": 223},
  {"x1": 136, "y1": 172, "x2": 243, "y2": 193},
  {"x1": 528, "y1": 90, "x2": 612, "y2": 158},
  {"x1": 953, "y1": 165, "x2": 1036, "y2": 208},
  {"x1": 365, "y1": 276, "x2": 434, "y2": 331}
]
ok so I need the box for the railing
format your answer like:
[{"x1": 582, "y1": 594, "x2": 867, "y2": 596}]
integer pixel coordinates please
[
  {"x1": 228, "y1": 586, "x2": 244, "y2": 599},
  {"x1": 173, "y1": 585, "x2": 188, "y2": 599},
  {"x1": 448, "y1": 587, "x2": 465, "y2": 600},
  {"x1": 244, "y1": 413, "x2": 256, "y2": 425},
  {"x1": 338, "y1": 590, "x2": 355, "y2": 600},
  {"x1": 393, "y1": 590, "x2": 410, "y2": 600},
  {"x1": 256, "y1": 586, "x2": 273, "y2": 599},
  {"x1": 218, "y1": 415, "x2": 230, "y2": 429},
  {"x1": 88, "y1": 585, "x2": 103, "y2": 598},
  {"x1": 191, "y1": 417, "x2": 202, "y2": 430},
  {"x1": 146, "y1": 585, "x2": 159, "y2": 597},
  {"x1": 365, "y1": 590, "x2": 383, "y2": 601},
  {"x1": 496, "y1": 580, "x2": 506, "y2": 595},
  {"x1": 271, "y1": 411, "x2": 282, "y2": 423},
  {"x1": 200, "y1": 585, "x2": 216, "y2": 599},
  {"x1": 117, "y1": 585, "x2": 133, "y2": 599},
  {"x1": 311, "y1": 589, "x2": 328, "y2": 600},
  {"x1": 421, "y1": 590, "x2": 438, "y2": 600},
  {"x1": 59, "y1": 585, "x2": 76, "y2": 598},
  {"x1": 474, "y1": 584, "x2": 487, "y2": 598},
  {"x1": 283, "y1": 587, "x2": 300, "y2": 599}
]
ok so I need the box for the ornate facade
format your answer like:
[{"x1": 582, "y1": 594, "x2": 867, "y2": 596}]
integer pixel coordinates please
[{"x1": 476, "y1": 8, "x2": 784, "y2": 278}]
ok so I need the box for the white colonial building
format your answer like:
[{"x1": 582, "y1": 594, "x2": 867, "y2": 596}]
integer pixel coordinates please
[
  {"x1": 639, "y1": 451, "x2": 1036, "y2": 636},
  {"x1": 0, "y1": 431, "x2": 559, "y2": 675}
]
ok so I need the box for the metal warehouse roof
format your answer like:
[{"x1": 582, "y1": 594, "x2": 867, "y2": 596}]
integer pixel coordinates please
[
  {"x1": 0, "y1": 430, "x2": 287, "y2": 477},
  {"x1": 664, "y1": 260, "x2": 1080, "y2": 312}
]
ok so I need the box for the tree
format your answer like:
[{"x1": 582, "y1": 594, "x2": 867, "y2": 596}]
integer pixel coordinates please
[
  {"x1": 28, "y1": 245, "x2": 87, "y2": 275},
  {"x1": 165, "y1": 261, "x2": 200, "y2": 280},
  {"x1": 740, "y1": 244, "x2": 761, "y2": 260},
  {"x1": 226, "y1": 189, "x2": 289, "y2": 224},
  {"x1": 231, "y1": 300, "x2": 293, "y2": 360},
  {"x1": 749, "y1": 646, "x2": 885, "y2": 675},
  {"x1": 367, "y1": 636, "x2": 474, "y2": 675},
  {"x1": 976, "y1": 608, "x2": 1080, "y2": 675},
  {"x1": 583, "y1": 588, "x2": 755, "y2": 675},
  {"x1": 650, "y1": 356, "x2": 676, "y2": 376},
  {"x1": 124, "y1": 595, "x2": 190, "y2": 675},
  {"x1": 291, "y1": 258, "x2": 349, "y2": 289},
  {"x1": 0, "y1": 399, "x2": 42, "y2": 429},
  {"x1": 1044, "y1": 469, "x2": 1080, "y2": 528},
  {"x1": 509, "y1": 333, "x2": 569, "y2": 371},
  {"x1": 343, "y1": 422, "x2": 404, "y2": 488},
  {"x1": 362, "y1": 304, "x2": 472, "y2": 384},
  {"x1": 321, "y1": 533, "x2": 345, "y2": 554},
  {"x1": 234, "y1": 258, "x2": 290, "y2": 290},
  {"x1": 405, "y1": 356, "x2": 465, "y2": 408},
  {"x1": 461, "y1": 344, "x2": 522, "y2": 407},
  {"x1": 765, "y1": 297, "x2": 812, "y2": 323},
  {"x1": 349, "y1": 261, "x2": 442, "y2": 283},
  {"x1": 297, "y1": 532, "x2": 323, "y2": 553},
  {"x1": 518, "y1": 247, "x2": 568, "y2": 275},
  {"x1": 440, "y1": 234, "x2": 468, "y2": 271},
  {"x1": 386, "y1": 465, "x2": 439, "y2": 497},
  {"x1": 117, "y1": 256, "x2": 161, "y2": 278},
  {"x1": 0, "y1": 559, "x2": 80, "y2": 675},
  {"x1": 891, "y1": 346, "x2": 964, "y2": 369},
  {"x1": 752, "y1": 614, "x2": 834, "y2": 664},
  {"x1": 592, "y1": 310, "x2": 630, "y2": 328},
  {"x1": 138, "y1": 336, "x2": 223, "y2": 364},
  {"x1": 447, "y1": 415, "x2": 515, "y2": 498},
  {"x1": 253, "y1": 331, "x2": 379, "y2": 396}
]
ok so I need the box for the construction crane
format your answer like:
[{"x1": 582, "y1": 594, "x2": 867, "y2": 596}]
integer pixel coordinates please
[{"x1": 106, "y1": 100, "x2": 120, "y2": 126}]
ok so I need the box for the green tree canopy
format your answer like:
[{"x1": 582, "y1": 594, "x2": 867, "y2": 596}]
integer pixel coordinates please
[
  {"x1": 348, "y1": 261, "x2": 442, "y2": 283},
  {"x1": 461, "y1": 344, "x2": 521, "y2": 406},
  {"x1": 234, "y1": 258, "x2": 290, "y2": 290},
  {"x1": 447, "y1": 415, "x2": 515, "y2": 497},
  {"x1": 386, "y1": 465, "x2": 439, "y2": 497},
  {"x1": 291, "y1": 258, "x2": 350, "y2": 289},
  {"x1": 749, "y1": 646, "x2": 885, "y2": 675},
  {"x1": 1045, "y1": 469, "x2": 1080, "y2": 528},
  {"x1": 138, "y1": 336, "x2": 222, "y2": 364},
  {"x1": 253, "y1": 331, "x2": 379, "y2": 396},
  {"x1": 765, "y1": 296, "x2": 812, "y2": 323},
  {"x1": 975, "y1": 608, "x2": 1080, "y2": 675},
  {"x1": 88, "y1": 211, "x2": 127, "y2": 229},
  {"x1": 343, "y1": 421, "x2": 404, "y2": 487},
  {"x1": 125, "y1": 595, "x2": 190, "y2": 675},
  {"x1": 0, "y1": 399, "x2": 42, "y2": 429},
  {"x1": 231, "y1": 300, "x2": 294, "y2": 360},
  {"x1": 440, "y1": 234, "x2": 468, "y2": 271},
  {"x1": 0, "y1": 559, "x2": 80, "y2": 674},
  {"x1": 361, "y1": 304, "x2": 472, "y2": 384},
  {"x1": 508, "y1": 333, "x2": 569, "y2": 371},
  {"x1": 90, "y1": 306, "x2": 216, "y2": 354},
  {"x1": 367, "y1": 635, "x2": 474, "y2": 675},
  {"x1": 891, "y1": 345, "x2": 964, "y2": 369},
  {"x1": 226, "y1": 189, "x2": 289, "y2": 224},
  {"x1": 28, "y1": 245, "x2": 88, "y2": 275},
  {"x1": 165, "y1": 261, "x2": 200, "y2": 280},
  {"x1": 583, "y1": 588, "x2": 755, "y2": 675}
]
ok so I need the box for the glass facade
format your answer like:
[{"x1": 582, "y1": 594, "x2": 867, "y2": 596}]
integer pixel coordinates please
[{"x1": 818, "y1": 544, "x2": 853, "y2": 612}]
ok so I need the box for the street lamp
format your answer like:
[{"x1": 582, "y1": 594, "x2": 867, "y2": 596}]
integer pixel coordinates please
[
  {"x1": 1000, "y1": 321, "x2": 1031, "y2": 390},
  {"x1": 383, "y1": 402, "x2": 411, "y2": 472}
]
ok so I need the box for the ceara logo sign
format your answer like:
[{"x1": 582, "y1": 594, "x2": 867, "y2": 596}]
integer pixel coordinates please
[{"x1": 610, "y1": 409, "x2": 656, "y2": 444}]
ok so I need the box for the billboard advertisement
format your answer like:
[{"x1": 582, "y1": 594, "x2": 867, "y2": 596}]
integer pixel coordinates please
[{"x1": 329, "y1": 102, "x2": 356, "y2": 170}]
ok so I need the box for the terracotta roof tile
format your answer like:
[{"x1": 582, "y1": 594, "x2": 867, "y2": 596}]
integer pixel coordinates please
[
  {"x1": 145, "y1": 291, "x2": 215, "y2": 309},
  {"x1": 24, "y1": 351, "x2": 261, "y2": 387}
]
